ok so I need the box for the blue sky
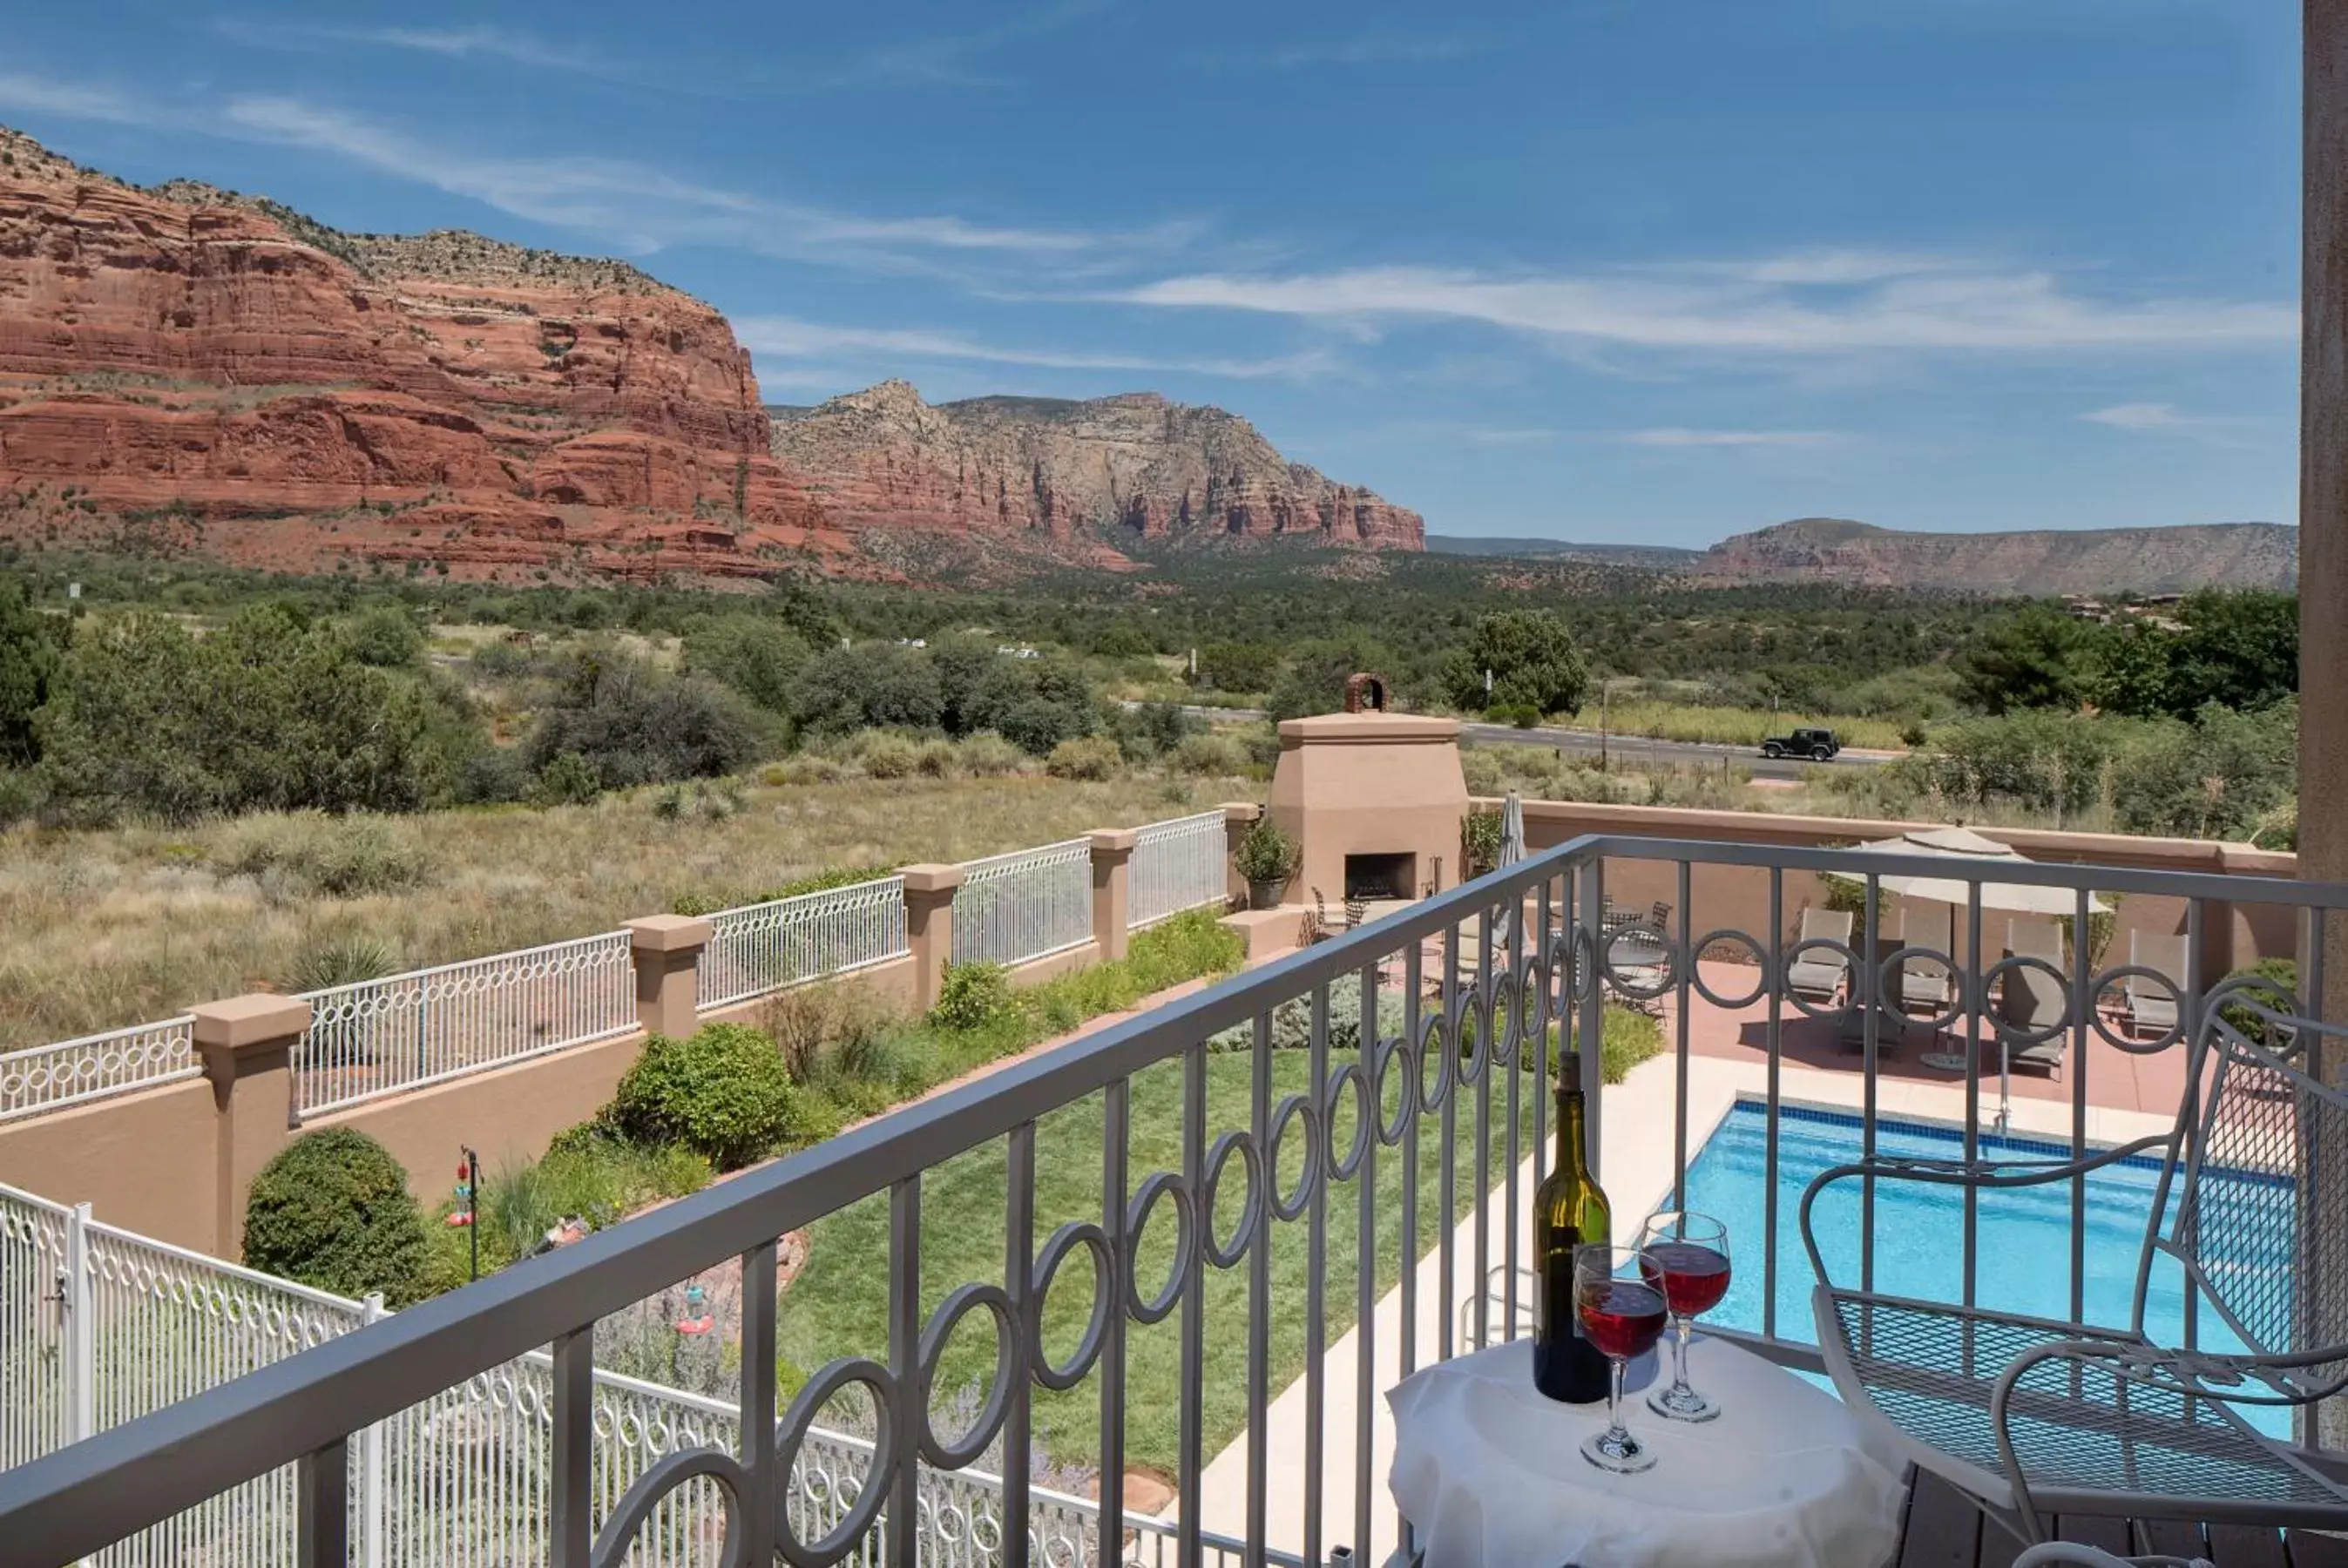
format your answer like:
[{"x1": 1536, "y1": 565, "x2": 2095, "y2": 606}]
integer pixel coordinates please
[{"x1": 0, "y1": 0, "x2": 2301, "y2": 545}]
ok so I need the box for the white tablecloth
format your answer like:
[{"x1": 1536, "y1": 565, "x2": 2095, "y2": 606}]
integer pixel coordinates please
[{"x1": 1387, "y1": 1336, "x2": 1905, "y2": 1568}]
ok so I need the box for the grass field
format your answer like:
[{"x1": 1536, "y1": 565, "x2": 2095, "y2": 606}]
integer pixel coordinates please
[
  {"x1": 773, "y1": 1047, "x2": 1546, "y2": 1477},
  {"x1": 1577, "y1": 700, "x2": 1911, "y2": 751},
  {"x1": 0, "y1": 769, "x2": 1248, "y2": 1051}
]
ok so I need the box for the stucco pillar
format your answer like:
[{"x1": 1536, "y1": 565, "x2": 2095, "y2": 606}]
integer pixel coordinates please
[
  {"x1": 902, "y1": 864, "x2": 965, "y2": 1017},
  {"x1": 190, "y1": 993, "x2": 310, "y2": 1260},
  {"x1": 1088, "y1": 828, "x2": 1139, "y2": 962},
  {"x1": 1220, "y1": 802, "x2": 1262, "y2": 909},
  {"x1": 2305, "y1": 0, "x2": 2348, "y2": 1448},
  {"x1": 625, "y1": 916, "x2": 710, "y2": 1039}
]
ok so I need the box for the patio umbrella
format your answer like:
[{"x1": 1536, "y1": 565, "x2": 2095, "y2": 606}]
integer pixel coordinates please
[
  {"x1": 1498, "y1": 791, "x2": 1526, "y2": 954},
  {"x1": 1821, "y1": 827, "x2": 2108, "y2": 1124},
  {"x1": 1499, "y1": 791, "x2": 1526, "y2": 868}
]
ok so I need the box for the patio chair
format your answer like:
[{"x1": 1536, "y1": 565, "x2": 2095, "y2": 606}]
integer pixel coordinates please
[
  {"x1": 1648, "y1": 900, "x2": 1673, "y2": 934},
  {"x1": 1896, "y1": 908, "x2": 1956, "y2": 1017},
  {"x1": 1785, "y1": 908, "x2": 1854, "y2": 1008},
  {"x1": 1801, "y1": 981, "x2": 2348, "y2": 1551},
  {"x1": 1996, "y1": 917, "x2": 2070, "y2": 1076},
  {"x1": 2123, "y1": 930, "x2": 2189, "y2": 1039}
]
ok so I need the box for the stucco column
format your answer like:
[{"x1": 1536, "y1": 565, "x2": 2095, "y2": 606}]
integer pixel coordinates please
[
  {"x1": 1220, "y1": 801, "x2": 1262, "y2": 909},
  {"x1": 2305, "y1": 0, "x2": 2348, "y2": 1448},
  {"x1": 190, "y1": 993, "x2": 311, "y2": 1260},
  {"x1": 625, "y1": 916, "x2": 710, "y2": 1039},
  {"x1": 1088, "y1": 828, "x2": 1139, "y2": 962},
  {"x1": 902, "y1": 864, "x2": 965, "y2": 1017}
]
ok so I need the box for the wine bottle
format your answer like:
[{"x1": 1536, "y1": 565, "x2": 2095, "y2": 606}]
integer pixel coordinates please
[{"x1": 1533, "y1": 1049, "x2": 1613, "y2": 1402}]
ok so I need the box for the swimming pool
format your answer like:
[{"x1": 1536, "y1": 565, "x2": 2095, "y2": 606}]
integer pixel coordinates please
[{"x1": 1676, "y1": 1099, "x2": 2293, "y2": 1436}]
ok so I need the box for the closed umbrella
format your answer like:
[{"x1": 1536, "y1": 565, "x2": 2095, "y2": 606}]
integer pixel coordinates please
[{"x1": 1499, "y1": 791, "x2": 1526, "y2": 955}]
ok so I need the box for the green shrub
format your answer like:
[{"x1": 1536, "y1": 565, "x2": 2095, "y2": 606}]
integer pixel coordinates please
[
  {"x1": 914, "y1": 739, "x2": 958, "y2": 778},
  {"x1": 243, "y1": 1130, "x2": 430, "y2": 1305},
  {"x1": 610, "y1": 1024, "x2": 810, "y2": 1169},
  {"x1": 857, "y1": 732, "x2": 921, "y2": 780},
  {"x1": 1461, "y1": 809, "x2": 1504, "y2": 876},
  {"x1": 286, "y1": 934, "x2": 403, "y2": 992},
  {"x1": 1233, "y1": 816, "x2": 1297, "y2": 885},
  {"x1": 930, "y1": 962, "x2": 1015, "y2": 1031},
  {"x1": 531, "y1": 750, "x2": 602, "y2": 807},
  {"x1": 1172, "y1": 733, "x2": 1245, "y2": 775},
  {"x1": 954, "y1": 733, "x2": 1026, "y2": 776},
  {"x1": 523, "y1": 651, "x2": 765, "y2": 790},
  {"x1": 338, "y1": 606, "x2": 426, "y2": 668},
  {"x1": 217, "y1": 811, "x2": 427, "y2": 897},
  {"x1": 1600, "y1": 1006, "x2": 1664, "y2": 1084},
  {"x1": 0, "y1": 767, "x2": 47, "y2": 827},
  {"x1": 1045, "y1": 735, "x2": 1122, "y2": 781}
]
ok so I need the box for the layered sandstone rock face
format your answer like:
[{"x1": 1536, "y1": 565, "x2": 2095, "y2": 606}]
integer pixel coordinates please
[
  {"x1": 769, "y1": 381, "x2": 1424, "y2": 551},
  {"x1": 0, "y1": 127, "x2": 842, "y2": 581},
  {"x1": 1693, "y1": 517, "x2": 2297, "y2": 594}
]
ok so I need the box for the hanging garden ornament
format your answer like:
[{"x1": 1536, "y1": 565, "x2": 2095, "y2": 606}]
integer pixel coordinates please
[
  {"x1": 675, "y1": 1281, "x2": 715, "y2": 1336},
  {"x1": 447, "y1": 1159, "x2": 476, "y2": 1227}
]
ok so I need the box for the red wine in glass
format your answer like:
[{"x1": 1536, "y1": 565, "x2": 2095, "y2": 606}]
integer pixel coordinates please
[
  {"x1": 1577, "y1": 1279, "x2": 1668, "y2": 1361},
  {"x1": 1635, "y1": 1212, "x2": 1731, "y2": 1423},
  {"x1": 1641, "y1": 1241, "x2": 1732, "y2": 1318},
  {"x1": 1573, "y1": 1245, "x2": 1666, "y2": 1474}
]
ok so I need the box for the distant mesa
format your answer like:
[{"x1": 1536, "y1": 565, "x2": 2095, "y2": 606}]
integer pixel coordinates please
[
  {"x1": 1431, "y1": 517, "x2": 2296, "y2": 595},
  {"x1": 1691, "y1": 517, "x2": 2297, "y2": 594},
  {"x1": 768, "y1": 379, "x2": 1424, "y2": 552}
]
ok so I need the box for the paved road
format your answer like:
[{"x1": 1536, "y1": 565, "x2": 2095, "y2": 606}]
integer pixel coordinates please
[{"x1": 1154, "y1": 704, "x2": 1890, "y2": 782}]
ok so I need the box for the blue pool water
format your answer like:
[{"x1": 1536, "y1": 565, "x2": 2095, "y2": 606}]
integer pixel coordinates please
[{"x1": 1678, "y1": 1100, "x2": 2292, "y2": 1436}]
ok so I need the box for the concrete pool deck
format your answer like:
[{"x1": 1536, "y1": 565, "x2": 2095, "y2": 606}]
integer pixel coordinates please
[{"x1": 1188, "y1": 1022, "x2": 2181, "y2": 1562}]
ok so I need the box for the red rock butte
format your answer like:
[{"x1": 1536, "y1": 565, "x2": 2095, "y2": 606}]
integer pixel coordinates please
[{"x1": 0, "y1": 126, "x2": 1424, "y2": 584}]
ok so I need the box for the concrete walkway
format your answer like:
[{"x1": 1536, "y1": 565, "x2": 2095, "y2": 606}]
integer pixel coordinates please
[{"x1": 1186, "y1": 1045, "x2": 2175, "y2": 1563}]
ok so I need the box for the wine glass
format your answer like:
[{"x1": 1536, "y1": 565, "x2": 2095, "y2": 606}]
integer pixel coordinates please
[
  {"x1": 1636, "y1": 1210, "x2": 1731, "y2": 1423},
  {"x1": 1573, "y1": 1243, "x2": 1669, "y2": 1473}
]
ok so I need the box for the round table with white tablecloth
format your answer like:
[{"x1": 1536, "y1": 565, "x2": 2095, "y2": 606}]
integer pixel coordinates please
[{"x1": 1387, "y1": 1335, "x2": 1905, "y2": 1568}]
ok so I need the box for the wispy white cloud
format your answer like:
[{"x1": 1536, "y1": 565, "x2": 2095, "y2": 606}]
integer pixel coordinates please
[
  {"x1": 0, "y1": 71, "x2": 149, "y2": 125},
  {"x1": 1201, "y1": 30, "x2": 1496, "y2": 71},
  {"x1": 1114, "y1": 261, "x2": 2295, "y2": 355},
  {"x1": 1619, "y1": 428, "x2": 1844, "y2": 447},
  {"x1": 332, "y1": 24, "x2": 599, "y2": 72},
  {"x1": 736, "y1": 314, "x2": 1331, "y2": 379},
  {"x1": 856, "y1": 0, "x2": 1118, "y2": 87},
  {"x1": 2081, "y1": 402, "x2": 2207, "y2": 430}
]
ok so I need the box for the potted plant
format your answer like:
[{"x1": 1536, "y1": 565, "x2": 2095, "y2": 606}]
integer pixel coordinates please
[{"x1": 1235, "y1": 816, "x2": 1298, "y2": 909}]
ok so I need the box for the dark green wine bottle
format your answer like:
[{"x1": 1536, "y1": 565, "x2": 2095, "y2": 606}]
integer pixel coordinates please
[{"x1": 1533, "y1": 1049, "x2": 1613, "y2": 1402}]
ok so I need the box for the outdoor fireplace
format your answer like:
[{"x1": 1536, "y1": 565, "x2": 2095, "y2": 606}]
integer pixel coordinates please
[
  {"x1": 1268, "y1": 693, "x2": 1469, "y2": 905},
  {"x1": 1344, "y1": 852, "x2": 1416, "y2": 902}
]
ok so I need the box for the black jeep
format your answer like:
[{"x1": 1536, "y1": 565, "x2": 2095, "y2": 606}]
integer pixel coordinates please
[{"x1": 1760, "y1": 726, "x2": 1840, "y2": 761}]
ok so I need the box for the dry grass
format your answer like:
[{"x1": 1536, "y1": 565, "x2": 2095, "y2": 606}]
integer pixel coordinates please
[
  {"x1": 1580, "y1": 700, "x2": 1911, "y2": 751},
  {"x1": 0, "y1": 771, "x2": 1248, "y2": 1051}
]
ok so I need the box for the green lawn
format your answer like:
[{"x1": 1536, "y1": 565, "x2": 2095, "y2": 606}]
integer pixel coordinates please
[{"x1": 774, "y1": 1049, "x2": 1540, "y2": 1477}]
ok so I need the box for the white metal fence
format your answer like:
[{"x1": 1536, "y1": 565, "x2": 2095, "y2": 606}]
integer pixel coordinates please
[
  {"x1": 0, "y1": 1016, "x2": 199, "y2": 1124},
  {"x1": 6, "y1": 810, "x2": 1243, "y2": 1131},
  {"x1": 1127, "y1": 810, "x2": 1228, "y2": 930},
  {"x1": 1, "y1": 1180, "x2": 1221, "y2": 1567},
  {"x1": 952, "y1": 840, "x2": 1093, "y2": 968},
  {"x1": 294, "y1": 932, "x2": 637, "y2": 1119},
  {"x1": 700, "y1": 876, "x2": 910, "y2": 1011}
]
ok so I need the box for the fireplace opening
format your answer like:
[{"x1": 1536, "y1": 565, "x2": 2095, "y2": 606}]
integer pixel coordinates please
[{"x1": 1344, "y1": 852, "x2": 1416, "y2": 902}]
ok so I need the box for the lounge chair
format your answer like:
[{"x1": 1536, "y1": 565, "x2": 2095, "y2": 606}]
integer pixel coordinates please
[
  {"x1": 2122, "y1": 930, "x2": 2187, "y2": 1039},
  {"x1": 1785, "y1": 908, "x2": 1853, "y2": 1008},
  {"x1": 1895, "y1": 908, "x2": 1954, "y2": 1016},
  {"x1": 1996, "y1": 917, "x2": 2069, "y2": 1075}
]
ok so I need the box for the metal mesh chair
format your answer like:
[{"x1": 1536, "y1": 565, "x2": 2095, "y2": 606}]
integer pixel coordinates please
[{"x1": 1801, "y1": 974, "x2": 2348, "y2": 1551}]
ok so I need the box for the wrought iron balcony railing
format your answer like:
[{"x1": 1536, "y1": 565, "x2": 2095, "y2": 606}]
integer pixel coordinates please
[{"x1": 1, "y1": 833, "x2": 2342, "y2": 1568}]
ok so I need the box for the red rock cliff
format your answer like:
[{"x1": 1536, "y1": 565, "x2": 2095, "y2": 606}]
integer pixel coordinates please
[
  {"x1": 0, "y1": 126, "x2": 840, "y2": 581},
  {"x1": 768, "y1": 381, "x2": 1424, "y2": 551}
]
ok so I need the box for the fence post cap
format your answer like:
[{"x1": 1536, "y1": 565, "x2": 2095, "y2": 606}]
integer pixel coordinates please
[
  {"x1": 188, "y1": 993, "x2": 312, "y2": 1051},
  {"x1": 1087, "y1": 828, "x2": 1140, "y2": 855},
  {"x1": 625, "y1": 915, "x2": 713, "y2": 953},
  {"x1": 900, "y1": 863, "x2": 965, "y2": 896},
  {"x1": 1220, "y1": 801, "x2": 1262, "y2": 824}
]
